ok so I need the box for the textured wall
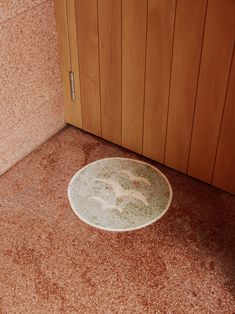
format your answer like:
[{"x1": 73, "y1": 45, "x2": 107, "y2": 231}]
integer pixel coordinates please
[{"x1": 0, "y1": 0, "x2": 65, "y2": 175}]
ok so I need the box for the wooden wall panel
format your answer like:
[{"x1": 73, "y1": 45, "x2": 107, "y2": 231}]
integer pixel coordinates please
[
  {"x1": 75, "y1": 0, "x2": 101, "y2": 136},
  {"x1": 57, "y1": 0, "x2": 235, "y2": 194},
  {"x1": 54, "y1": 0, "x2": 75, "y2": 125},
  {"x1": 143, "y1": 0, "x2": 175, "y2": 163},
  {"x1": 98, "y1": 0, "x2": 122, "y2": 145},
  {"x1": 188, "y1": 0, "x2": 235, "y2": 183},
  {"x1": 122, "y1": 0, "x2": 148, "y2": 154},
  {"x1": 165, "y1": 0, "x2": 207, "y2": 173},
  {"x1": 66, "y1": 0, "x2": 82, "y2": 128},
  {"x1": 213, "y1": 49, "x2": 235, "y2": 194}
]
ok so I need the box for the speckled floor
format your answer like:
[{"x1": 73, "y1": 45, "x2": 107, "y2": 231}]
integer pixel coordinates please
[{"x1": 0, "y1": 126, "x2": 234, "y2": 313}]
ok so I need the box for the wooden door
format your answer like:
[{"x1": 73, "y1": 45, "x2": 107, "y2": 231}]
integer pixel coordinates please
[{"x1": 54, "y1": 0, "x2": 235, "y2": 195}]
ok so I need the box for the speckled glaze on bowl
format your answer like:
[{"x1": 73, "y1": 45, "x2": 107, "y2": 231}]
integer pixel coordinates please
[{"x1": 68, "y1": 158, "x2": 173, "y2": 231}]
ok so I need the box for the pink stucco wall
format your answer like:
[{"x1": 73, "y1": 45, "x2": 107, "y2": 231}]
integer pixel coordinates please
[{"x1": 0, "y1": 0, "x2": 65, "y2": 175}]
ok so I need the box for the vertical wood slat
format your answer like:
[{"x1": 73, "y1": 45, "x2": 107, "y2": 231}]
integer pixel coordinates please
[
  {"x1": 75, "y1": 0, "x2": 101, "y2": 136},
  {"x1": 54, "y1": 0, "x2": 75, "y2": 125},
  {"x1": 213, "y1": 49, "x2": 235, "y2": 195},
  {"x1": 122, "y1": 0, "x2": 148, "y2": 154},
  {"x1": 66, "y1": 0, "x2": 82, "y2": 128},
  {"x1": 143, "y1": 0, "x2": 175, "y2": 163},
  {"x1": 98, "y1": 0, "x2": 122, "y2": 145},
  {"x1": 165, "y1": 0, "x2": 207, "y2": 173},
  {"x1": 188, "y1": 0, "x2": 235, "y2": 183}
]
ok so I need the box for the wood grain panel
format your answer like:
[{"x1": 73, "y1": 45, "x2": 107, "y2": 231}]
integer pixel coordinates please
[
  {"x1": 122, "y1": 0, "x2": 148, "y2": 154},
  {"x1": 75, "y1": 0, "x2": 101, "y2": 136},
  {"x1": 98, "y1": 0, "x2": 121, "y2": 145},
  {"x1": 143, "y1": 0, "x2": 175, "y2": 163},
  {"x1": 165, "y1": 0, "x2": 207, "y2": 172},
  {"x1": 188, "y1": 0, "x2": 235, "y2": 183},
  {"x1": 55, "y1": 0, "x2": 235, "y2": 194},
  {"x1": 66, "y1": 0, "x2": 82, "y2": 128},
  {"x1": 213, "y1": 49, "x2": 235, "y2": 194},
  {"x1": 54, "y1": 0, "x2": 74, "y2": 125}
]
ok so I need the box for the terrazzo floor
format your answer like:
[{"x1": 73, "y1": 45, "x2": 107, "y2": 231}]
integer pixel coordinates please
[{"x1": 0, "y1": 126, "x2": 234, "y2": 313}]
